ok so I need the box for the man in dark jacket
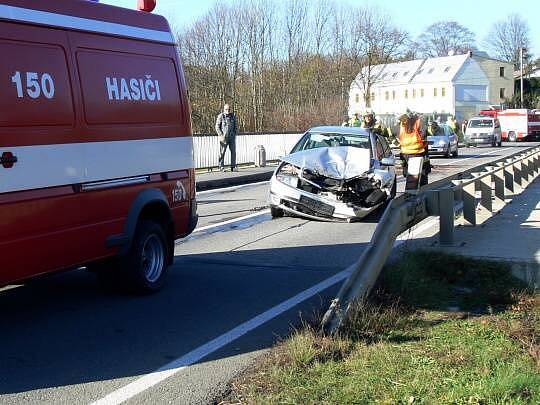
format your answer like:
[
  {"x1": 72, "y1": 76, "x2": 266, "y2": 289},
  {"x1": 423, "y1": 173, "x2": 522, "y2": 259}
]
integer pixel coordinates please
[{"x1": 215, "y1": 104, "x2": 238, "y2": 171}]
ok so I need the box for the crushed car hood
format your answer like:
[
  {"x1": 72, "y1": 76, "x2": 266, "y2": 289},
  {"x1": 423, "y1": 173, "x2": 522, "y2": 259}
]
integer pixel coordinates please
[{"x1": 281, "y1": 147, "x2": 371, "y2": 180}]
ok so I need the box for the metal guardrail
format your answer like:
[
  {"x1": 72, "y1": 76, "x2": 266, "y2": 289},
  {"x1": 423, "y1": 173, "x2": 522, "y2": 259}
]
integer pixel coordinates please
[
  {"x1": 193, "y1": 133, "x2": 303, "y2": 169},
  {"x1": 321, "y1": 145, "x2": 540, "y2": 335}
]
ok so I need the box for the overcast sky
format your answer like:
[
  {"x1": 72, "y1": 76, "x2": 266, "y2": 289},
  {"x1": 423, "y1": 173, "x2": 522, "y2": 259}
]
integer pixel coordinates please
[{"x1": 100, "y1": 0, "x2": 539, "y2": 56}]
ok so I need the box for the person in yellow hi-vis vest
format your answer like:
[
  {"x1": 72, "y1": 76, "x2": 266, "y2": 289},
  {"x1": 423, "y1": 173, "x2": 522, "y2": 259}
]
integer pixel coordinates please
[{"x1": 399, "y1": 111, "x2": 431, "y2": 188}]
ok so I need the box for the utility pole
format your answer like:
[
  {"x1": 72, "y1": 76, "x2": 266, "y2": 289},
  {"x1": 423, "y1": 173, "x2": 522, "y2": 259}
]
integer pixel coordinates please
[{"x1": 520, "y1": 47, "x2": 524, "y2": 108}]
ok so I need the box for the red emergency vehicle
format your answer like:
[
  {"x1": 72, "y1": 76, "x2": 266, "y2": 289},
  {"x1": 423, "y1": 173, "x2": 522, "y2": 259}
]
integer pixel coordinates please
[
  {"x1": 0, "y1": 0, "x2": 197, "y2": 292},
  {"x1": 479, "y1": 108, "x2": 540, "y2": 142}
]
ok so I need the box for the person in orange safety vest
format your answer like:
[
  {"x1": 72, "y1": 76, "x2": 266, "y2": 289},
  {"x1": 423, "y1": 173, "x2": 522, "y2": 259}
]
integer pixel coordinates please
[{"x1": 399, "y1": 111, "x2": 431, "y2": 186}]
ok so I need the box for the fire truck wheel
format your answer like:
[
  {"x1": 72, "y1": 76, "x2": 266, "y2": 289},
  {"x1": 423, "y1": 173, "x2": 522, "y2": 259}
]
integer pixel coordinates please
[{"x1": 122, "y1": 220, "x2": 169, "y2": 293}]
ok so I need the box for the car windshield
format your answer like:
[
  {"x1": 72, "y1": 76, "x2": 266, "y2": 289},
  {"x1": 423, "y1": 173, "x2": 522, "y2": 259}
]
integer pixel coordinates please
[
  {"x1": 469, "y1": 119, "x2": 493, "y2": 128},
  {"x1": 291, "y1": 132, "x2": 370, "y2": 153}
]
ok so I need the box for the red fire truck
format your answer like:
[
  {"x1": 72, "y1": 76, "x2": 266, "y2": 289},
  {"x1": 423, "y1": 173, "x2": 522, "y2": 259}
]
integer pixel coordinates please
[
  {"x1": 479, "y1": 108, "x2": 540, "y2": 142},
  {"x1": 0, "y1": 0, "x2": 197, "y2": 292}
]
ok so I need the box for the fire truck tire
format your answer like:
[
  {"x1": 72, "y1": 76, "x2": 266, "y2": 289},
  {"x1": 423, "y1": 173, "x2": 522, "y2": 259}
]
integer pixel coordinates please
[{"x1": 122, "y1": 219, "x2": 169, "y2": 293}]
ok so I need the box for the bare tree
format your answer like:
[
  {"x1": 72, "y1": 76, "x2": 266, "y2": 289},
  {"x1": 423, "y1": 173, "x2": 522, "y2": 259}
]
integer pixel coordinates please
[
  {"x1": 416, "y1": 21, "x2": 476, "y2": 57},
  {"x1": 484, "y1": 14, "x2": 531, "y2": 68},
  {"x1": 350, "y1": 7, "x2": 408, "y2": 107}
]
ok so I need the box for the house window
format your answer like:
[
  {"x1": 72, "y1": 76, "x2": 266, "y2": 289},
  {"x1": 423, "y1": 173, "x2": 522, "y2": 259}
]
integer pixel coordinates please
[
  {"x1": 433, "y1": 87, "x2": 438, "y2": 97},
  {"x1": 428, "y1": 68, "x2": 434, "y2": 74},
  {"x1": 444, "y1": 66, "x2": 451, "y2": 72},
  {"x1": 385, "y1": 91, "x2": 389, "y2": 100},
  {"x1": 420, "y1": 88, "x2": 424, "y2": 97},
  {"x1": 405, "y1": 89, "x2": 408, "y2": 99},
  {"x1": 392, "y1": 72, "x2": 398, "y2": 78},
  {"x1": 441, "y1": 87, "x2": 446, "y2": 97},
  {"x1": 413, "y1": 89, "x2": 416, "y2": 98},
  {"x1": 500, "y1": 88, "x2": 506, "y2": 99},
  {"x1": 403, "y1": 71, "x2": 409, "y2": 76},
  {"x1": 392, "y1": 90, "x2": 396, "y2": 100},
  {"x1": 499, "y1": 67, "x2": 505, "y2": 77},
  {"x1": 355, "y1": 93, "x2": 359, "y2": 103}
]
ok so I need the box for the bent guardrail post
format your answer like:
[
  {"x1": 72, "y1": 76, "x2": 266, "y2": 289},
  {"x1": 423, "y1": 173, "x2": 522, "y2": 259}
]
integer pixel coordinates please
[{"x1": 321, "y1": 195, "x2": 429, "y2": 335}]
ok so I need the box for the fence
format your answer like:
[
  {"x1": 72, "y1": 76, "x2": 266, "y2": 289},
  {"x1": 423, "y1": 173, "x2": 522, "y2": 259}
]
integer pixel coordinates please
[
  {"x1": 193, "y1": 132, "x2": 303, "y2": 169},
  {"x1": 322, "y1": 145, "x2": 540, "y2": 335}
]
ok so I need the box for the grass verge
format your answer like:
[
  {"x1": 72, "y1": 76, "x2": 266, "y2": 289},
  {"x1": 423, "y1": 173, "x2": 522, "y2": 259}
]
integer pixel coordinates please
[{"x1": 221, "y1": 251, "x2": 540, "y2": 404}]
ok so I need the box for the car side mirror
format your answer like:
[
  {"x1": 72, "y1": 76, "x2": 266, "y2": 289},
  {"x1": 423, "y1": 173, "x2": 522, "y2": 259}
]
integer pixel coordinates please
[{"x1": 381, "y1": 157, "x2": 395, "y2": 166}]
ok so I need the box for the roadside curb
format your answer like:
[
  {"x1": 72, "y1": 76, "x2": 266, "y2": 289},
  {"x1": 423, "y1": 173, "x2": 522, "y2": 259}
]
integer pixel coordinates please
[{"x1": 196, "y1": 169, "x2": 274, "y2": 192}]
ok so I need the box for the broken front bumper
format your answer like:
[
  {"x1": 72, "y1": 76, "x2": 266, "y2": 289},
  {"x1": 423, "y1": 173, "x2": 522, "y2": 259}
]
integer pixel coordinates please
[{"x1": 268, "y1": 176, "x2": 376, "y2": 222}]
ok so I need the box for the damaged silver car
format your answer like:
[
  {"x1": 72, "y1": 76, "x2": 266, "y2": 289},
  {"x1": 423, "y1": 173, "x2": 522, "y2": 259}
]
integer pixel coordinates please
[{"x1": 269, "y1": 126, "x2": 397, "y2": 221}]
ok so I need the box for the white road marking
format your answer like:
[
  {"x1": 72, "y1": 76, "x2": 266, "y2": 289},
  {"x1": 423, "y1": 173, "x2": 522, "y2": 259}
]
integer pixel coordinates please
[
  {"x1": 197, "y1": 181, "x2": 270, "y2": 196},
  {"x1": 89, "y1": 269, "x2": 352, "y2": 405},
  {"x1": 192, "y1": 210, "x2": 270, "y2": 233}
]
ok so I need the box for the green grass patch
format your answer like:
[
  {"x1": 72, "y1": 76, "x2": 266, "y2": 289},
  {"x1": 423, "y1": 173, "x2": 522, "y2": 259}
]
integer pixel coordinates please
[{"x1": 224, "y1": 251, "x2": 540, "y2": 404}]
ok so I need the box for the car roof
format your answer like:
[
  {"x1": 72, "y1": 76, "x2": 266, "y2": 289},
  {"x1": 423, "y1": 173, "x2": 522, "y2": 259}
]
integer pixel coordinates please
[{"x1": 307, "y1": 126, "x2": 371, "y2": 136}]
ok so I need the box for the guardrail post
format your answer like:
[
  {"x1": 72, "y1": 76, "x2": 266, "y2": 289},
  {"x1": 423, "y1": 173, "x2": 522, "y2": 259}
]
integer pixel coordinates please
[
  {"x1": 463, "y1": 181, "x2": 476, "y2": 226},
  {"x1": 521, "y1": 156, "x2": 530, "y2": 185},
  {"x1": 504, "y1": 162, "x2": 516, "y2": 195},
  {"x1": 479, "y1": 174, "x2": 492, "y2": 213},
  {"x1": 438, "y1": 187, "x2": 455, "y2": 245},
  {"x1": 494, "y1": 163, "x2": 506, "y2": 204},
  {"x1": 513, "y1": 158, "x2": 524, "y2": 190},
  {"x1": 532, "y1": 151, "x2": 539, "y2": 176}
]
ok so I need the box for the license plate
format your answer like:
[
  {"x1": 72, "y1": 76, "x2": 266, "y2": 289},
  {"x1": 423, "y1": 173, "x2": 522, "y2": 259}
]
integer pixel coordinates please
[{"x1": 299, "y1": 195, "x2": 335, "y2": 216}]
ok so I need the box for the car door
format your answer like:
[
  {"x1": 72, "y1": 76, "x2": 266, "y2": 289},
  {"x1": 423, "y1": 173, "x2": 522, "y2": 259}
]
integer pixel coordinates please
[
  {"x1": 372, "y1": 135, "x2": 395, "y2": 188},
  {"x1": 446, "y1": 126, "x2": 457, "y2": 152}
]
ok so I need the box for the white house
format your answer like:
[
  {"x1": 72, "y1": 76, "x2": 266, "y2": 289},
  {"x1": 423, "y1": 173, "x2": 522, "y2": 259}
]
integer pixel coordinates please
[{"x1": 349, "y1": 53, "x2": 514, "y2": 122}]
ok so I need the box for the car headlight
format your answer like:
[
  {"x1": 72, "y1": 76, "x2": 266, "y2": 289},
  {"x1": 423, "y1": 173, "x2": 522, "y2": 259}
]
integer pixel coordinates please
[{"x1": 276, "y1": 163, "x2": 299, "y2": 188}]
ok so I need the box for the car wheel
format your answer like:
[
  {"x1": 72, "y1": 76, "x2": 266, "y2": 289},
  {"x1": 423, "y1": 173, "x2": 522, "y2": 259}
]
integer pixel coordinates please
[
  {"x1": 444, "y1": 146, "x2": 451, "y2": 158},
  {"x1": 122, "y1": 220, "x2": 169, "y2": 293},
  {"x1": 270, "y1": 206, "x2": 284, "y2": 218},
  {"x1": 508, "y1": 132, "x2": 517, "y2": 142}
]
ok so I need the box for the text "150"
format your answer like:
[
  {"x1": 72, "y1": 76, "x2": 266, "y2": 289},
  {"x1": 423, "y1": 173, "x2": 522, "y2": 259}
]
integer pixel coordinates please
[{"x1": 11, "y1": 71, "x2": 55, "y2": 99}]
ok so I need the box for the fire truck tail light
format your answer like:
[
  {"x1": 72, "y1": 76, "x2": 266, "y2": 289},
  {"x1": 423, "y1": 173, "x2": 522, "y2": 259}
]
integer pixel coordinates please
[{"x1": 137, "y1": 0, "x2": 156, "y2": 12}]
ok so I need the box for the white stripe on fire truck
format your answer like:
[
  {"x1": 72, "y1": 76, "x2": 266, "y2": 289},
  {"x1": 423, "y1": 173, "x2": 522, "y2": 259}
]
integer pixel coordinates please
[
  {"x1": 0, "y1": 4, "x2": 175, "y2": 44},
  {"x1": 0, "y1": 136, "x2": 193, "y2": 195}
]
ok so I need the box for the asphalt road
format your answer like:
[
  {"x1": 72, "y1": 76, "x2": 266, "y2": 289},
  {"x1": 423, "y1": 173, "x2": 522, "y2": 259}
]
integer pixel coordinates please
[{"x1": 0, "y1": 143, "x2": 537, "y2": 404}]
